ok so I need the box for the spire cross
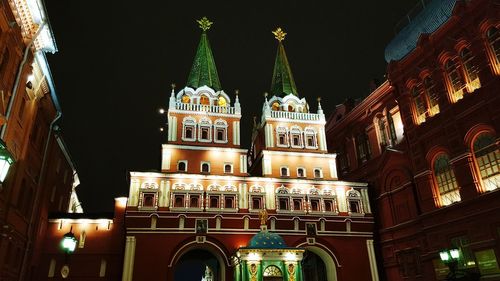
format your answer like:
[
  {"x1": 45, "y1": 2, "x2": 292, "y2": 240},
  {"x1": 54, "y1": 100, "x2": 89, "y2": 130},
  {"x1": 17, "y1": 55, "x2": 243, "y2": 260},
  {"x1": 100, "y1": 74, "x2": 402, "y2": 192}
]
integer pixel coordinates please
[
  {"x1": 272, "y1": 27, "x2": 287, "y2": 42},
  {"x1": 197, "y1": 17, "x2": 213, "y2": 32}
]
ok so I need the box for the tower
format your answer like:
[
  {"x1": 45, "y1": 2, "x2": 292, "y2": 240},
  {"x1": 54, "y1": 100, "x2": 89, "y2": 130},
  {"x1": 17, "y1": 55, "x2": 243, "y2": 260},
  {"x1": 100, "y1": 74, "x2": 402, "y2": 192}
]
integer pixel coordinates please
[{"x1": 249, "y1": 28, "x2": 335, "y2": 183}]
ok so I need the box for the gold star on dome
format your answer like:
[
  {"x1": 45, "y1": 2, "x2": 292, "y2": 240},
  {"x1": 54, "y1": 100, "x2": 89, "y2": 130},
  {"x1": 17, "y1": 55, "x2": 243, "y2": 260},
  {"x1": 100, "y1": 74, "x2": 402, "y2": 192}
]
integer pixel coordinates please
[
  {"x1": 272, "y1": 27, "x2": 287, "y2": 42},
  {"x1": 197, "y1": 17, "x2": 213, "y2": 31}
]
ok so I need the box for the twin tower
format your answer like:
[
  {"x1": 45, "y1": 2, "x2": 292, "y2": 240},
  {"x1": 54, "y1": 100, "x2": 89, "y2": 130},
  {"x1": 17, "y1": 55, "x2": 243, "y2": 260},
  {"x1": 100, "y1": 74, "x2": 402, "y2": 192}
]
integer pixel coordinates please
[{"x1": 162, "y1": 17, "x2": 332, "y2": 181}]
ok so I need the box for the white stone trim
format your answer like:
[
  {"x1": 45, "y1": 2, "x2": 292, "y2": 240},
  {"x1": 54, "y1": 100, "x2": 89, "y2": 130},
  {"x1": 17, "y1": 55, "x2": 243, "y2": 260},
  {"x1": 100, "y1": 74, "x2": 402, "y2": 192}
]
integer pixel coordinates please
[
  {"x1": 239, "y1": 155, "x2": 247, "y2": 173},
  {"x1": 329, "y1": 159, "x2": 337, "y2": 179},
  {"x1": 200, "y1": 161, "x2": 211, "y2": 173},
  {"x1": 366, "y1": 239, "x2": 380, "y2": 281},
  {"x1": 232, "y1": 121, "x2": 240, "y2": 145},
  {"x1": 177, "y1": 160, "x2": 188, "y2": 172},
  {"x1": 214, "y1": 119, "x2": 228, "y2": 144},
  {"x1": 121, "y1": 236, "x2": 136, "y2": 281},
  {"x1": 162, "y1": 144, "x2": 247, "y2": 153},
  {"x1": 262, "y1": 150, "x2": 336, "y2": 159},
  {"x1": 161, "y1": 148, "x2": 171, "y2": 171}
]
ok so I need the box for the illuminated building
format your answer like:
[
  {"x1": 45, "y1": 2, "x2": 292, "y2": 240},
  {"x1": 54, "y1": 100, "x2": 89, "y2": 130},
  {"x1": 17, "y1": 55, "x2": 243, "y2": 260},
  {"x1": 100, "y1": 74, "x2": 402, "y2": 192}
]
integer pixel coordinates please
[
  {"x1": 326, "y1": 0, "x2": 500, "y2": 280},
  {"x1": 119, "y1": 19, "x2": 378, "y2": 281},
  {"x1": 38, "y1": 17, "x2": 379, "y2": 281},
  {"x1": 0, "y1": 0, "x2": 81, "y2": 280}
]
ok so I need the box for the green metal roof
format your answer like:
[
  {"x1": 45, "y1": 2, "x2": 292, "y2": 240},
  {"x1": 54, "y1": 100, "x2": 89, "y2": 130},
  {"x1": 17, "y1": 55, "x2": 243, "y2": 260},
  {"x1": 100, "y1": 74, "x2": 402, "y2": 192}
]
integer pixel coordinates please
[
  {"x1": 270, "y1": 41, "x2": 298, "y2": 97},
  {"x1": 186, "y1": 30, "x2": 222, "y2": 91}
]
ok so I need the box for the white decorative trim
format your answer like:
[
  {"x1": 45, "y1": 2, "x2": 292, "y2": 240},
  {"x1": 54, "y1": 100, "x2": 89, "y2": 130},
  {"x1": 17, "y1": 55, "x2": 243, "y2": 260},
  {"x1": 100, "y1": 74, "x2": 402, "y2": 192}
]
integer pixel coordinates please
[
  {"x1": 232, "y1": 121, "x2": 240, "y2": 145},
  {"x1": 161, "y1": 149, "x2": 171, "y2": 171},
  {"x1": 162, "y1": 144, "x2": 247, "y2": 153},
  {"x1": 181, "y1": 116, "x2": 196, "y2": 142},
  {"x1": 304, "y1": 127, "x2": 319, "y2": 149},
  {"x1": 177, "y1": 160, "x2": 188, "y2": 172},
  {"x1": 121, "y1": 236, "x2": 136, "y2": 281},
  {"x1": 329, "y1": 159, "x2": 338, "y2": 179},
  {"x1": 280, "y1": 166, "x2": 290, "y2": 177},
  {"x1": 198, "y1": 118, "x2": 212, "y2": 142},
  {"x1": 290, "y1": 126, "x2": 304, "y2": 148},
  {"x1": 239, "y1": 155, "x2": 247, "y2": 173},
  {"x1": 366, "y1": 239, "x2": 380, "y2": 281},
  {"x1": 214, "y1": 119, "x2": 228, "y2": 143},
  {"x1": 276, "y1": 126, "x2": 289, "y2": 148},
  {"x1": 313, "y1": 168, "x2": 323, "y2": 179},
  {"x1": 297, "y1": 167, "x2": 306, "y2": 178},
  {"x1": 262, "y1": 150, "x2": 336, "y2": 159}
]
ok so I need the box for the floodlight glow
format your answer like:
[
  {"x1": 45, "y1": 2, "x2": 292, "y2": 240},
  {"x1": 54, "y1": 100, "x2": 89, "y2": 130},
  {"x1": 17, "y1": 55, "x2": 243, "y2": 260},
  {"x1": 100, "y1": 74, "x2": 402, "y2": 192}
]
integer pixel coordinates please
[
  {"x1": 439, "y1": 251, "x2": 450, "y2": 262},
  {"x1": 449, "y1": 249, "x2": 460, "y2": 259}
]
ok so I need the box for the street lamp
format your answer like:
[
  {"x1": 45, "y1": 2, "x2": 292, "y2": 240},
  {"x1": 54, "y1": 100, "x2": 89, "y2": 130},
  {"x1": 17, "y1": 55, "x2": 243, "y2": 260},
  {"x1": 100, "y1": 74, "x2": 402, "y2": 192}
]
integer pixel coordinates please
[
  {"x1": 0, "y1": 140, "x2": 14, "y2": 183},
  {"x1": 60, "y1": 228, "x2": 77, "y2": 279},
  {"x1": 440, "y1": 248, "x2": 460, "y2": 280},
  {"x1": 61, "y1": 229, "x2": 77, "y2": 254}
]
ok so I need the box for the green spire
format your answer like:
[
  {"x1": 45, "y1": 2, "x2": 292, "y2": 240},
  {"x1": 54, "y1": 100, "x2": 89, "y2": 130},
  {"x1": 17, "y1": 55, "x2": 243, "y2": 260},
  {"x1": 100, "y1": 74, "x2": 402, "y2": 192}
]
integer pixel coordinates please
[
  {"x1": 186, "y1": 17, "x2": 221, "y2": 91},
  {"x1": 270, "y1": 28, "x2": 298, "y2": 97}
]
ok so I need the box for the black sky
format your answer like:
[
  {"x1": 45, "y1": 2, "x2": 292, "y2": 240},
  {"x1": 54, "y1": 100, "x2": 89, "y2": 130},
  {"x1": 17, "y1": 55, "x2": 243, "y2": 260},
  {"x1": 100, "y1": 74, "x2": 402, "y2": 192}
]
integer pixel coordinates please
[{"x1": 44, "y1": 1, "x2": 417, "y2": 212}]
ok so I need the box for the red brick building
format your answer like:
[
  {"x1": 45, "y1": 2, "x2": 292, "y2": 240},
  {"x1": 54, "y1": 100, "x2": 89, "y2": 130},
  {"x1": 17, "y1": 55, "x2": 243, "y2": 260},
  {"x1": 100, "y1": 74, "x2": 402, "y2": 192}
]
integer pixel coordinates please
[
  {"x1": 326, "y1": 0, "x2": 500, "y2": 280},
  {"x1": 0, "y1": 0, "x2": 80, "y2": 280}
]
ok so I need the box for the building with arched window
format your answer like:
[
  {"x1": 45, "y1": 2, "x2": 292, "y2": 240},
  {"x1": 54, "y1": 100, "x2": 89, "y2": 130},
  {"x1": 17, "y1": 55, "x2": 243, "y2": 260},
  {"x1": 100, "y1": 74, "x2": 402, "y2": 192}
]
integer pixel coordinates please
[{"x1": 327, "y1": 0, "x2": 500, "y2": 280}]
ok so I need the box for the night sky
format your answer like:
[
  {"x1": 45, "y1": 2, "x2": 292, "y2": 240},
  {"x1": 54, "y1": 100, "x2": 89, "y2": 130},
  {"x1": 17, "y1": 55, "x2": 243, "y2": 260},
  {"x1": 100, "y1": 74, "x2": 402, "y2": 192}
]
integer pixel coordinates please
[{"x1": 44, "y1": 1, "x2": 416, "y2": 212}]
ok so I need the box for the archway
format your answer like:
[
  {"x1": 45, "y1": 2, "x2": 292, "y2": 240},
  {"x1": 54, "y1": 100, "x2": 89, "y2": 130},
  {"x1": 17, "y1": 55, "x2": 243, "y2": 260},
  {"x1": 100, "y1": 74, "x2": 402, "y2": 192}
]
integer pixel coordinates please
[
  {"x1": 174, "y1": 249, "x2": 220, "y2": 281},
  {"x1": 302, "y1": 250, "x2": 328, "y2": 281},
  {"x1": 296, "y1": 244, "x2": 338, "y2": 281}
]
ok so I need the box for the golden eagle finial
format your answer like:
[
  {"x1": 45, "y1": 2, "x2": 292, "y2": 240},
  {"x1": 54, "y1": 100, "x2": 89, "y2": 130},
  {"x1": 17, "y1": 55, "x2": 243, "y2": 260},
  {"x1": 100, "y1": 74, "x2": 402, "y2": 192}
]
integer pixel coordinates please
[
  {"x1": 197, "y1": 17, "x2": 213, "y2": 32},
  {"x1": 272, "y1": 27, "x2": 287, "y2": 42}
]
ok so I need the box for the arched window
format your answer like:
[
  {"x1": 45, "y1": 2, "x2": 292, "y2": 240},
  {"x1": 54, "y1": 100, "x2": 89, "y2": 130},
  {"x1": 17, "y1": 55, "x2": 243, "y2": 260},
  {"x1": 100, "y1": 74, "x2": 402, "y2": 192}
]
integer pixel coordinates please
[
  {"x1": 198, "y1": 118, "x2": 212, "y2": 142},
  {"x1": 177, "y1": 161, "x2": 187, "y2": 172},
  {"x1": 201, "y1": 162, "x2": 210, "y2": 173},
  {"x1": 210, "y1": 196, "x2": 219, "y2": 208},
  {"x1": 445, "y1": 59, "x2": 466, "y2": 101},
  {"x1": 473, "y1": 133, "x2": 499, "y2": 192},
  {"x1": 182, "y1": 117, "x2": 196, "y2": 141},
  {"x1": 200, "y1": 95, "x2": 210, "y2": 105},
  {"x1": 460, "y1": 48, "x2": 481, "y2": 91},
  {"x1": 314, "y1": 168, "x2": 322, "y2": 178},
  {"x1": 280, "y1": 166, "x2": 289, "y2": 177},
  {"x1": 271, "y1": 101, "x2": 280, "y2": 111},
  {"x1": 174, "y1": 195, "x2": 184, "y2": 207},
  {"x1": 276, "y1": 126, "x2": 288, "y2": 147},
  {"x1": 290, "y1": 126, "x2": 303, "y2": 148},
  {"x1": 293, "y1": 199, "x2": 302, "y2": 211},
  {"x1": 487, "y1": 26, "x2": 500, "y2": 64},
  {"x1": 181, "y1": 94, "x2": 190, "y2": 104},
  {"x1": 411, "y1": 85, "x2": 427, "y2": 124},
  {"x1": 423, "y1": 76, "x2": 440, "y2": 116},
  {"x1": 297, "y1": 168, "x2": 305, "y2": 178},
  {"x1": 214, "y1": 119, "x2": 227, "y2": 143},
  {"x1": 356, "y1": 131, "x2": 371, "y2": 163},
  {"x1": 304, "y1": 127, "x2": 318, "y2": 149},
  {"x1": 218, "y1": 96, "x2": 227, "y2": 107},
  {"x1": 433, "y1": 154, "x2": 460, "y2": 206},
  {"x1": 190, "y1": 196, "x2": 199, "y2": 208},
  {"x1": 224, "y1": 164, "x2": 232, "y2": 173},
  {"x1": 288, "y1": 103, "x2": 295, "y2": 112},
  {"x1": 0, "y1": 49, "x2": 10, "y2": 75},
  {"x1": 376, "y1": 115, "x2": 388, "y2": 147},
  {"x1": 263, "y1": 265, "x2": 282, "y2": 278}
]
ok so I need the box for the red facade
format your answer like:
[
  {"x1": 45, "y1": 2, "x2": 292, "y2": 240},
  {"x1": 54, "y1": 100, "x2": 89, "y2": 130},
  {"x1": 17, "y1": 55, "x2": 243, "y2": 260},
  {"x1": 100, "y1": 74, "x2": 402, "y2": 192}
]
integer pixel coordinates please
[{"x1": 327, "y1": 1, "x2": 500, "y2": 280}]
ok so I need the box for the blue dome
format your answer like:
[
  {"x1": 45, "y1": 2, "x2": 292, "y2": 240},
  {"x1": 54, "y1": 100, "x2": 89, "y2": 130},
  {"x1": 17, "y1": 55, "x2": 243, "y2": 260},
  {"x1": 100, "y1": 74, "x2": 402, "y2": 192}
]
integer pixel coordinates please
[
  {"x1": 247, "y1": 231, "x2": 287, "y2": 249},
  {"x1": 384, "y1": 0, "x2": 457, "y2": 62}
]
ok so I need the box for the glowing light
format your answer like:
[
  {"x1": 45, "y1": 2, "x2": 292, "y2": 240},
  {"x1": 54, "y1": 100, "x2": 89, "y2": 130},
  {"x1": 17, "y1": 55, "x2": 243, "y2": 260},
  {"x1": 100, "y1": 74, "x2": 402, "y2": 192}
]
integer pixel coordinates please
[
  {"x1": 285, "y1": 252, "x2": 296, "y2": 261},
  {"x1": 158, "y1": 108, "x2": 165, "y2": 114},
  {"x1": 115, "y1": 197, "x2": 128, "y2": 208},
  {"x1": 99, "y1": 219, "x2": 110, "y2": 230},
  {"x1": 439, "y1": 251, "x2": 450, "y2": 261},
  {"x1": 27, "y1": 74, "x2": 34, "y2": 82},
  {"x1": 450, "y1": 249, "x2": 460, "y2": 259},
  {"x1": 247, "y1": 252, "x2": 261, "y2": 261}
]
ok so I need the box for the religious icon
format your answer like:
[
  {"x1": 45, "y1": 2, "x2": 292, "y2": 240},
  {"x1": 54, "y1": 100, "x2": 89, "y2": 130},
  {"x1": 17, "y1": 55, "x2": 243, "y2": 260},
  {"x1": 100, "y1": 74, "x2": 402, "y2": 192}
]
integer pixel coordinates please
[
  {"x1": 196, "y1": 219, "x2": 208, "y2": 234},
  {"x1": 259, "y1": 209, "x2": 268, "y2": 226},
  {"x1": 306, "y1": 223, "x2": 317, "y2": 237}
]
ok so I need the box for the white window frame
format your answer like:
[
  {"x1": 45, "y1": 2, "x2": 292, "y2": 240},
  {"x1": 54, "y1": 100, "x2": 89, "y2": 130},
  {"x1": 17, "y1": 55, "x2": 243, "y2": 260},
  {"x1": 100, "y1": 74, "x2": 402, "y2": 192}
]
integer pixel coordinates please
[
  {"x1": 346, "y1": 188, "x2": 364, "y2": 216},
  {"x1": 198, "y1": 118, "x2": 212, "y2": 142},
  {"x1": 224, "y1": 163, "x2": 233, "y2": 174},
  {"x1": 276, "y1": 126, "x2": 289, "y2": 147},
  {"x1": 313, "y1": 168, "x2": 323, "y2": 179},
  {"x1": 290, "y1": 126, "x2": 303, "y2": 148},
  {"x1": 177, "y1": 160, "x2": 188, "y2": 172},
  {"x1": 304, "y1": 127, "x2": 318, "y2": 149},
  {"x1": 297, "y1": 167, "x2": 306, "y2": 178},
  {"x1": 214, "y1": 119, "x2": 228, "y2": 143},
  {"x1": 200, "y1": 161, "x2": 211, "y2": 173},
  {"x1": 182, "y1": 117, "x2": 196, "y2": 141},
  {"x1": 280, "y1": 166, "x2": 290, "y2": 177}
]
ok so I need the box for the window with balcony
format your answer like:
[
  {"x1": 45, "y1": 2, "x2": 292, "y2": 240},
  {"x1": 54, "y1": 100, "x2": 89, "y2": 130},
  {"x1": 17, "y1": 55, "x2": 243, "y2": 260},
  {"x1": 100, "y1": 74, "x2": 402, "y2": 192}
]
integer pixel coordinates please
[
  {"x1": 473, "y1": 133, "x2": 499, "y2": 192},
  {"x1": 460, "y1": 48, "x2": 481, "y2": 91},
  {"x1": 445, "y1": 59, "x2": 466, "y2": 101},
  {"x1": 433, "y1": 154, "x2": 461, "y2": 206}
]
